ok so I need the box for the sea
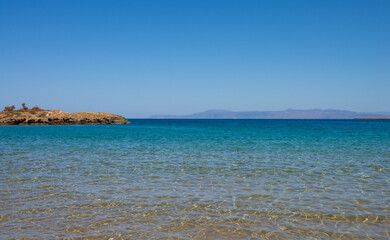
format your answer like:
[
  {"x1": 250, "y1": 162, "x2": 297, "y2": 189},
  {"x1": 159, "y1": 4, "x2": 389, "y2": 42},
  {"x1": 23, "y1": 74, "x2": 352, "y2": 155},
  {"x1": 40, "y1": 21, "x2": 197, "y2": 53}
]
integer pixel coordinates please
[{"x1": 0, "y1": 119, "x2": 389, "y2": 239}]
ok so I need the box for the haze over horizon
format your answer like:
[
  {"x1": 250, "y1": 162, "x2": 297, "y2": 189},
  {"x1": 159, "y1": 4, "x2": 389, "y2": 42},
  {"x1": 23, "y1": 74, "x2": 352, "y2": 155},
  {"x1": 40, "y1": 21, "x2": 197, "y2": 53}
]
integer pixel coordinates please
[
  {"x1": 1, "y1": 0, "x2": 389, "y2": 118},
  {"x1": 149, "y1": 108, "x2": 390, "y2": 119}
]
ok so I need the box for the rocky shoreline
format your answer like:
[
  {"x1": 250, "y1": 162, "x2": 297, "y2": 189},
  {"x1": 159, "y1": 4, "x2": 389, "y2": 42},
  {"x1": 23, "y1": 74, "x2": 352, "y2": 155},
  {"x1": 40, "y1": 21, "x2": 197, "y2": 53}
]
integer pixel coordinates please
[{"x1": 0, "y1": 107, "x2": 129, "y2": 125}]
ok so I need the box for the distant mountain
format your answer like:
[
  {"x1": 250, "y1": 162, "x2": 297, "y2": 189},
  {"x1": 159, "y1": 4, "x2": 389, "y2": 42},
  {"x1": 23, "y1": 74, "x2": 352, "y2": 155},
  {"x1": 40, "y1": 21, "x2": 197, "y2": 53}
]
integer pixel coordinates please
[{"x1": 151, "y1": 109, "x2": 390, "y2": 119}]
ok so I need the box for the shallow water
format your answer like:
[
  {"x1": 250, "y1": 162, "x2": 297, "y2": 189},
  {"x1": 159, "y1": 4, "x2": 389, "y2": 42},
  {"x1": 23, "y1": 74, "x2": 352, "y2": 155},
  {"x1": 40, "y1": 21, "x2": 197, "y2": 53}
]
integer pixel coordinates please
[{"x1": 0, "y1": 120, "x2": 389, "y2": 239}]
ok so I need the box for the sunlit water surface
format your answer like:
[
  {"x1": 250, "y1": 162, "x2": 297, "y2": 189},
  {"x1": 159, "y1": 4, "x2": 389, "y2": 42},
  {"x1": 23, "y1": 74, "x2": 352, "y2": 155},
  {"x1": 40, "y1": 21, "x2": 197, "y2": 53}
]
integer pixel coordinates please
[{"x1": 0, "y1": 120, "x2": 389, "y2": 239}]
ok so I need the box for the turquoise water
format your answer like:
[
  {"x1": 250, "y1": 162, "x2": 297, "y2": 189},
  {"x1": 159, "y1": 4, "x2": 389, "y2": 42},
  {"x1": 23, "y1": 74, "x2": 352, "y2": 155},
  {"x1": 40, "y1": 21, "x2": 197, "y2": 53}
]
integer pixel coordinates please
[{"x1": 0, "y1": 120, "x2": 389, "y2": 239}]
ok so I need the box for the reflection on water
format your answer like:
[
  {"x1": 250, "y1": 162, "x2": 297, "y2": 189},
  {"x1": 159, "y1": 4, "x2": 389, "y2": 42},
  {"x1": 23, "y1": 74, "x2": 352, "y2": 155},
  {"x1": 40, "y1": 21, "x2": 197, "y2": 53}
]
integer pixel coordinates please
[{"x1": 0, "y1": 120, "x2": 389, "y2": 239}]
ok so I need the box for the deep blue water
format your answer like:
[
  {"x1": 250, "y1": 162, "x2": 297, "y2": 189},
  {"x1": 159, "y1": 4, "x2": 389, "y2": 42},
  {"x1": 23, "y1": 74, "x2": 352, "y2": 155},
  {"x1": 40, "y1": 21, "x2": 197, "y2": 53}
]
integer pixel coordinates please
[{"x1": 0, "y1": 120, "x2": 389, "y2": 239}]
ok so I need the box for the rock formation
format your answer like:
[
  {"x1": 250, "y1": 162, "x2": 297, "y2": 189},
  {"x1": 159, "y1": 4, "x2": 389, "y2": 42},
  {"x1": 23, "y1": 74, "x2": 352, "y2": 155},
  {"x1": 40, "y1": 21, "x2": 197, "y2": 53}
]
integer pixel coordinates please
[{"x1": 0, "y1": 107, "x2": 129, "y2": 125}]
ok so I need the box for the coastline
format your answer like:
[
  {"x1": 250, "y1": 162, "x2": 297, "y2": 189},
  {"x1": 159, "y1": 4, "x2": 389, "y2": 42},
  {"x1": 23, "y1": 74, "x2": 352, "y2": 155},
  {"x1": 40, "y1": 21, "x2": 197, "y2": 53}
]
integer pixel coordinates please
[
  {"x1": 354, "y1": 117, "x2": 390, "y2": 120},
  {"x1": 0, "y1": 108, "x2": 129, "y2": 125}
]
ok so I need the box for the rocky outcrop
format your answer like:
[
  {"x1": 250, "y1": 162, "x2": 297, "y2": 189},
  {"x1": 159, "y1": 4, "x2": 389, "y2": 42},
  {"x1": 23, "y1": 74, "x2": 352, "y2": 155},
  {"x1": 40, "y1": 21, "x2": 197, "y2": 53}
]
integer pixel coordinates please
[{"x1": 0, "y1": 109, "x2": 129, "y2": 125}]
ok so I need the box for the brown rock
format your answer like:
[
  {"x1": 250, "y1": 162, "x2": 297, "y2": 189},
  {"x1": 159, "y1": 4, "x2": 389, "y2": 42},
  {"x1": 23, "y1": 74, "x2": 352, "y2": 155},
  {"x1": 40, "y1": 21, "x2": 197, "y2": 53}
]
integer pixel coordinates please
[{"x1": 0, "y1": 109, "x2": 129, "y2": 125}]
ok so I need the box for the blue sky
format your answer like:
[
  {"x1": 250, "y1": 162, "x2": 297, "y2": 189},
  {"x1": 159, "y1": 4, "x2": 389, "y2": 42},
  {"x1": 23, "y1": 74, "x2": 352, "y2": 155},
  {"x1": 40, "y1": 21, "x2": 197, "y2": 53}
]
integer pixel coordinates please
[{"x1": 1, "y1": 0, "x2": 389, "y2": 117}]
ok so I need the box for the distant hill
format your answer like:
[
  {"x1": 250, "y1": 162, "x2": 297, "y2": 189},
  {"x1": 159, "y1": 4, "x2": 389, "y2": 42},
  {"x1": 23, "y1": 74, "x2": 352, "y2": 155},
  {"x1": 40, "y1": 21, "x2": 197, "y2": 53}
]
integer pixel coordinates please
[{"x1": 151, "y1": 109, "x2": 390, "y2": 119}]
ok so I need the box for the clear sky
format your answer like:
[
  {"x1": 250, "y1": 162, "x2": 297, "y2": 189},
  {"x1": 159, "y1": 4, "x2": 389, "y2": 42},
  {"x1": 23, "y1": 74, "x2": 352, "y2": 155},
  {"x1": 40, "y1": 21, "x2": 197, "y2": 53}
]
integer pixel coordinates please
[{"x1": 1, "y1": 0, "x2": 389, "y2": 117}]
